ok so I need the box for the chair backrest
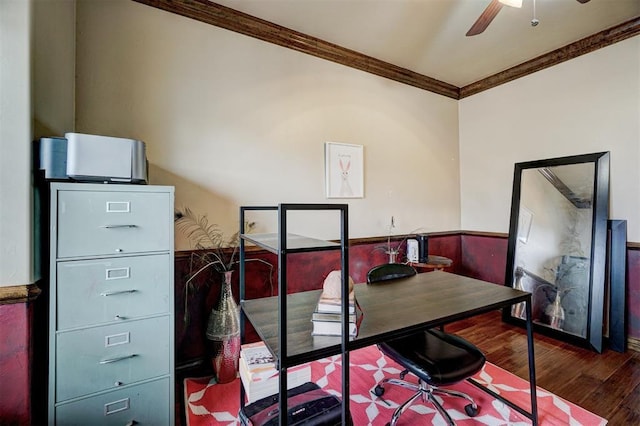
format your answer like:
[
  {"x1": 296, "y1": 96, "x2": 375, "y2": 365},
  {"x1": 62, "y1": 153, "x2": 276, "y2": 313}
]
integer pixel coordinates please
[{"x1": 367, "y1": 263, "x2": 417, "y2": 284}]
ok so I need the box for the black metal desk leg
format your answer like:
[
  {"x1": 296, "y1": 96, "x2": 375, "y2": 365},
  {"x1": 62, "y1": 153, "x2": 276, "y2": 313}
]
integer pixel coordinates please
[
  {"x1": 526, "y1": 297, "x2": 538, "y2": 425},
  {"x1": 342, "y1": 351, "x2": 351, "y2": 425}
]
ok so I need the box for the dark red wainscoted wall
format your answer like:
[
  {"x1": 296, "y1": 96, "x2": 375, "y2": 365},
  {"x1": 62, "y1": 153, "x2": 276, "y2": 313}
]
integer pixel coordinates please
[
  {"x1": 175, "y1": 234, "x2": 461, "y2": 365},
  {"x1": 174, "y1": 235, "x2": 640, "y2": 365},
  {"x1": 1, "y1": 234, "x2": 638, "y2": 424},
  {"x1": 458, "y1": 235, "x2": 640, "y2": 341},
  {"x1": 459, "y1": 234, "x2": 509, "y2": 285},
  {"x1": 0, "y1": 302, "x2": 32, "y2": 425}
]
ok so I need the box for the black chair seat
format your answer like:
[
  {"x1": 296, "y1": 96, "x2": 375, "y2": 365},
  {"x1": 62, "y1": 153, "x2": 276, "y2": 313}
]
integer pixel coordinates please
[
  {"x1": 367, "y1": 263, "x2": 417, "y2": 284},
  {"x1": 378, "y1": 329, "x2": 486, "y2": 386},
  {"x1": 367, "y1": 263, "x2": 486, "y2": 424}
]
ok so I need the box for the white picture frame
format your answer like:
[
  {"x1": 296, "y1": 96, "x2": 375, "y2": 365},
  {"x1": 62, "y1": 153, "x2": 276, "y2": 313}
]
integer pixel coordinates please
[
  {"x1": 518, "y1": 206, "x2": 533, "y2": 243},
  {"x1": 325, "y1": 142, "x2": 364, "y2": 198}
]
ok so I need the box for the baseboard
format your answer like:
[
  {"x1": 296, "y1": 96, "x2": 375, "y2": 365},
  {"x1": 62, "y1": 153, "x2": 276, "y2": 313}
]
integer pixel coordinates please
[
  {"x1": 176, "y1": 357, "x2": 207, "y2": 372},
  {"x1": 628, "y1": 337, "x2": 640, "y2": 353}
]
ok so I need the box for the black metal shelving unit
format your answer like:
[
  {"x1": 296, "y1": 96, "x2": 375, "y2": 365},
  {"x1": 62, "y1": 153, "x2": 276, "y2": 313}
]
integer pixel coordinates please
[{"x1": 239, "y1": 203, "x2": 350, "y2": 426}]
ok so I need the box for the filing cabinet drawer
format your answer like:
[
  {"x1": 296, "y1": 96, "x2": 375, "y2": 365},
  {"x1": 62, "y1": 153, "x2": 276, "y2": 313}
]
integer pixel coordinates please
[
  {"x1": 56, "y1": 316, "x2": 170, "y2": 402},
  {"x1": 55, "y1": 377, "x2": 169, "y2": 426},
  {"x1": 56, "y1": 190, "x2": 172, "y2": 258},
  {"x1": 56, "y1": 254, "x2": 171, "y2": 330}
]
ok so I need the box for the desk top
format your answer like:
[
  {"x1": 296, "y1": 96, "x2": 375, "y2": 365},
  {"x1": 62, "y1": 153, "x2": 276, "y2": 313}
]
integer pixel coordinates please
[{"x1": 241, "y1": 271, "x2": 530, "y2": 366}]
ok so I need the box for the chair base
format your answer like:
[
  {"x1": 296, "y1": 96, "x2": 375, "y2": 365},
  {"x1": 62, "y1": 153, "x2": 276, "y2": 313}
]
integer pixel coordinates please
[{"x1": 374, "y1": 377, "x2": 479, "y2": 426}]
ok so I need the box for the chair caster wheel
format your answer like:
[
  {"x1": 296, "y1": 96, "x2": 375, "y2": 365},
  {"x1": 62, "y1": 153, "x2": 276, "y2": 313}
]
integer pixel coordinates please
[
  {"x1": 373, "y1": 385, "x2": 385, "y2": 396},
  {"x1": 465, "y1": 404, "x2": 479, "y2": 417}
]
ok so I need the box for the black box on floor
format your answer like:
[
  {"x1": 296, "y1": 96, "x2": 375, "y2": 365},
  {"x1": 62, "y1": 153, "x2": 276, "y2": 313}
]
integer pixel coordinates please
[{"x1": 239, "y1": 382, "x2": 342, "y2": 426}]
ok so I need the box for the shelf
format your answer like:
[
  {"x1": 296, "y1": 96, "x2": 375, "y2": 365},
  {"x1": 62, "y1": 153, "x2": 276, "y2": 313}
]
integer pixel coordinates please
[
  {"x1": 239, "y1": 203, "x2": 349, "y2": 425},
  {"x1": 241, "y1": 232, "x2": 341, "y2": 254},
  {"x1": 241, "y1": 290, "x2": 345, "y2": 366}
]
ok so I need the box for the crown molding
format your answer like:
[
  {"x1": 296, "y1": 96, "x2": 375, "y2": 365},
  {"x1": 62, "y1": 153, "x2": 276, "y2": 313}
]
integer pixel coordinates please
[
  {"x1": 133, "y1": 1, "x2": 639, "y2": 99},
  {"x1": 132, "y1": 0, "x2": 460, "y2": 99},
  {"x1": 460, "y1": 16, "x2": 640, "y2": 98}
]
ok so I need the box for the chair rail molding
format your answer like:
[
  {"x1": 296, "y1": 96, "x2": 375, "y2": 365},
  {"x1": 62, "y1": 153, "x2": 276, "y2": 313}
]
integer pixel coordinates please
[{"x1": 0, "y1": 283, "x2": 41, "y2": 305}]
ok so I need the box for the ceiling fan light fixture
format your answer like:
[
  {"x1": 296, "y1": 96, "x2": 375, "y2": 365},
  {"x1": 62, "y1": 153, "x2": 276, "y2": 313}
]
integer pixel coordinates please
[{"x1": 499, "y1": 0, "x2": 523, "y2": 8}]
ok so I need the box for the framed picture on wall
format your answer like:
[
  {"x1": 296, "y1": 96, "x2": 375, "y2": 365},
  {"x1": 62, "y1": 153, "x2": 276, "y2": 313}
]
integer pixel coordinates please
[
  {"x1": 518, "y1": 206, "x2": 533, "y2": 243},
  {"x1": 325, "y1": 142, "x2": 364, "y2": 198}
]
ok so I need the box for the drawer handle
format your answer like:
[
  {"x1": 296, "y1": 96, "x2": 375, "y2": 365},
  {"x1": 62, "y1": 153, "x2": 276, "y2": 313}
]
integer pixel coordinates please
[
  {"x1": 99, "y1": 354, "x2": 137, "y2": 364},
  {"x1": 101, "y1": 224, "x2": 138, "y2": 229},
  {"x1": 125, "y1": 421, "x2": 138, "y2": 426},
  {"x1": 100, "y1": 289, "x2": 137, "y2": 297}
]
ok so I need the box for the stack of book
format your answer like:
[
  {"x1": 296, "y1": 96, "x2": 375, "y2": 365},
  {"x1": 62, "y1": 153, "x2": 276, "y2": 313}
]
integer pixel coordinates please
[
  {"x1": 239, "y1": 341, "x2": 311, "y2": 403},
  {"x1": 311, "y1": 290, "x2": 363, "y2": 337}
]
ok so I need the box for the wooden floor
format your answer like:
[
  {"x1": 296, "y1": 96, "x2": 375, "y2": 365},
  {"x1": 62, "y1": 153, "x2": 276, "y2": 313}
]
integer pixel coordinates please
[
  {"x1": 448, "y1": 311, "x2": 640, "y2": 425},
  {"x1": 177, "y1": 311, "x2": 640, "y2": 425}
]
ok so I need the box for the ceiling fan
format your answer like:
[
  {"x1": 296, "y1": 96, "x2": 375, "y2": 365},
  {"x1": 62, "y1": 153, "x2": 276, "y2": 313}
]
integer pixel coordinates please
[{"x1": 466, "y1": 0, "x2": 591, "y2": 37}]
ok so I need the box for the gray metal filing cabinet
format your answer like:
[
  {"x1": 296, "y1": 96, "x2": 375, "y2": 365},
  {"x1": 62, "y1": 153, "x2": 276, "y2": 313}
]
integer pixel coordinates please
[{"x1": 48, "y1": 183, "x2": 175, "y2": 425}]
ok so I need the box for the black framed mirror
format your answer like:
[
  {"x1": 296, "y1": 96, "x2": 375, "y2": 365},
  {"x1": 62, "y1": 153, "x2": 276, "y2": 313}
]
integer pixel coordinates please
[{"x1": 503, "y1": 152, "x2": 610, "y2": 352}]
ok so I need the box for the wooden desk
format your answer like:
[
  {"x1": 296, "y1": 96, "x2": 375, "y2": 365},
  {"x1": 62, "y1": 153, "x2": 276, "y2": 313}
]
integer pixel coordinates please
[{"x1": 242, "y1": 271, "x2": 538, "y2": 425}]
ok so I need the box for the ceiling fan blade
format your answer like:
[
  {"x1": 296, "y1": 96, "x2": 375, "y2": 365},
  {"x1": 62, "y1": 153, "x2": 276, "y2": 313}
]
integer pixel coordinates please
[{"x1": 466, "y1": 0, "x2": 504, "y2": 37}]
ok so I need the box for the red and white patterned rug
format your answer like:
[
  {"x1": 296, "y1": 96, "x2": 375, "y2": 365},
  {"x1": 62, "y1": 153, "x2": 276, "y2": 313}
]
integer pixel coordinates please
[{"x1": 184, "y1": 345, "x2": 606, "y2": 425}]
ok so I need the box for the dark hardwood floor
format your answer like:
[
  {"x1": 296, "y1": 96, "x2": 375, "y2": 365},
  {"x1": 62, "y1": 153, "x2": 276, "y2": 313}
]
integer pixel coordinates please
[
  {"x1": 448, "y1": 311, "x2": 640, "y2": 425},
  {"x1": 177, "y1": 310, "x2": 640, "y2": 425}
]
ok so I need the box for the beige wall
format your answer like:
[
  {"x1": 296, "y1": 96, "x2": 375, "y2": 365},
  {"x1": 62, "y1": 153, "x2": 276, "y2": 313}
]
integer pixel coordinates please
[
  {"x1": 33, "y1": 0, "x2": 76, "y2": 138},
  {"x1": 0, "y1": 0, "x2": 75, "y2": 287},
  {"x1": 74, "y1": 0, "x2": 461, "y2": 250},
  {"x1": 0, "y1": 0, "x2": 33, "y2": 286},
  {"x1": 459, "y1": 37, "x2": 640, "y2": 242},
  {"x1": 4, "y1": 1, "x2": 636, "y2": 283}
]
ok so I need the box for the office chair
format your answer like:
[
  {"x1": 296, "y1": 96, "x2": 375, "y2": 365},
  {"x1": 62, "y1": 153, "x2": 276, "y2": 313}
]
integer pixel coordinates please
[
  {"x1": 366, "y1": 262, "x2": 417, "y2": 283},
  {"x1": 366, "y1": 264, "x2": 486, "y2": 426}
]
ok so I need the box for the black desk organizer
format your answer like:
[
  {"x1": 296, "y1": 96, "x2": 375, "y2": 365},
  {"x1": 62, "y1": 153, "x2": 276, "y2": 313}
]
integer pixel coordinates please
[{"x1": 238, "y1": 204, "x2": 350, "y2": 426}]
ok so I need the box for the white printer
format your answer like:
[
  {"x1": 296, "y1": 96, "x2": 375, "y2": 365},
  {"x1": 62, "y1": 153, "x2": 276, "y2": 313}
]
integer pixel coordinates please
[{"x1": 37, "y1": 133, "x2": 148, "y2": 184}]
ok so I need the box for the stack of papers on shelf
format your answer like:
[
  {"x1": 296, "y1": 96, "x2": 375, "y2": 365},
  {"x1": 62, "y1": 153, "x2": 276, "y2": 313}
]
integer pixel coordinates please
[{"x1": 239, "y1": 341, "x2": 311, "y2": 403}]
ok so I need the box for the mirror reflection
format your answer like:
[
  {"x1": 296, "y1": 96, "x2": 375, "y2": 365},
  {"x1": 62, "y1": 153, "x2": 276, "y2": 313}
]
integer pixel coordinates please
[
  {"x1": 511, "y1": 163, "x2": 594, "y2": 337},
  {"x1": 505, "y1": 152, "x2": 609, "y2": 352}
]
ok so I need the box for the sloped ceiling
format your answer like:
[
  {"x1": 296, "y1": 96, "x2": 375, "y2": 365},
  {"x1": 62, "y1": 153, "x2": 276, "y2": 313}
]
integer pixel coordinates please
[{"x1": 134, "y1": 0, "x2": 640, "y2": 98}]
